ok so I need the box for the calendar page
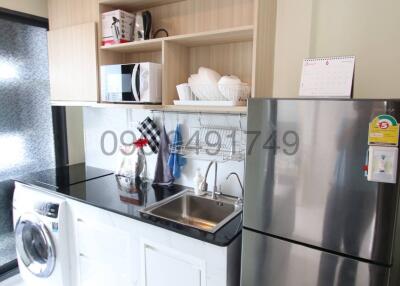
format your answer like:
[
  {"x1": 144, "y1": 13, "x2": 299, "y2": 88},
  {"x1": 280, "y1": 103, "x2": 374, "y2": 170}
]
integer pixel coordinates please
[{"x1": 299, "y1": 56, "x2": 355, "y2": 97}]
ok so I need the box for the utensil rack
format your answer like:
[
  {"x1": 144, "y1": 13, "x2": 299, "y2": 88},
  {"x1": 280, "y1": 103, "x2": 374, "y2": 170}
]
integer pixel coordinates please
[{"x1": 169, "y1": 125, "x2": 246, "y2": 162}]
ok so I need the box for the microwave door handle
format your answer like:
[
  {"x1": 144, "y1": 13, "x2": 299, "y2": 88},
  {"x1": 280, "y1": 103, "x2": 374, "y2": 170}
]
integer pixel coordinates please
[{"x1": 132, "y1": 64, "x2": 140, "y2": 101}]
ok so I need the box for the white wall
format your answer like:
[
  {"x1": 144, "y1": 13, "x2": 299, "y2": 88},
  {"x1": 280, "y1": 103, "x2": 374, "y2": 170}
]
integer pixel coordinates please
[
  {"x1": 0, "y1": 0, "x2": 48, "y2": 18},
  {"x1": 83, "y1": 107, "x2": 246, "y2": 198},
  {"x1": 273, "y1": 0, "x2": 400, "y2": 99}
]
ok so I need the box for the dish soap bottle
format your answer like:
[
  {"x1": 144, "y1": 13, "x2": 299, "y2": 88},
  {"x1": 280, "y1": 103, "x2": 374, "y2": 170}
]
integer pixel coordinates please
[
  {"x1": 193, "y1": 169, "x2": 204, "y2": 196},
  {"x1": 131, "y1": 138, "x2": 148, "y2": 179}
]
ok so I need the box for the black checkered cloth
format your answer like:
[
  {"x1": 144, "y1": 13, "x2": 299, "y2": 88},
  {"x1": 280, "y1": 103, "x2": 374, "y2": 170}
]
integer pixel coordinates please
[{"x1": 137, "y1": 117, "x2": 161, "y2": 154}]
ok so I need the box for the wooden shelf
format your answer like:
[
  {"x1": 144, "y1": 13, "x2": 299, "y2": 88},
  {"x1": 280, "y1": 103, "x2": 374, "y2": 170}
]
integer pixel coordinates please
[
  {"x1": 91, "y1": 103, "x2": 247, "y2": 113},
  {"x1": 51, "y1": 101, "x2": 98, "y2": 107},
  {"x1": 99, "y1": 0, "x2": 184, "y2": 10},
  {"x1": 161, "y1": 105, "x2": 247, "y2": 114},
  {"x1": 100, "y1": 38, "x2": 163, "y2": 53},
  {"x1": 96, "y1": 0, "x2": 256, "y2": 114},
  {"x1": 167, "y1": 26, "x2": 254, "y2": 47},
  {"x1": 94, "y1": 103, "x2": 163, "y2": 109},
  {"x1": 99, "y1": 26, "x2": 254, "y2": 53}
]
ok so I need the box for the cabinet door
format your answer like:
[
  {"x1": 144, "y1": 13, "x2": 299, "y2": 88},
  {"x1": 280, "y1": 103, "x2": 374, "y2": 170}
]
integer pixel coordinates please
[
  {"x1": 76, "y1": 219, "x2": 133, "y2": 286},
  {"x1": 48, "y1": 22, "x2": 98, "y2": 102},
  {"x1": 48, "y1": 0, "x2": 99, "y2": 30},
  {"x1": 68, "y1": 200, "x2": 136, "y2": 286},
  {"x1": 141, "y1": 241, "x2": 206, "y2": 286}
]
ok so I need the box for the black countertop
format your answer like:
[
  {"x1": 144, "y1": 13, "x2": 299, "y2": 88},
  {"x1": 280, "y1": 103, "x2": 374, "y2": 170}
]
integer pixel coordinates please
[
  {"x1": 15, "y1": 165, "x2": 242, "y2": 247},
  {"x1": 16, "y1": 163, "x2": 113, "y2": 189}
]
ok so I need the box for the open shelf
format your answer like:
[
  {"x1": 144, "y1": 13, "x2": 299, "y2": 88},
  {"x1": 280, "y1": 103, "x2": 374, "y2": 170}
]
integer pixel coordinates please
[
  {"x1": 97, "y1": 0, "x2": 256, "y2": 114},
  {"x1": 51, "y1": 101, "x2": 98, "y2": 107},
  {"x1": 167, "y1": 26, "x2": 254, "y2": 47},
  {"x1": 91, "y1": 103, "x2": 247, "y2": 113},
  {"x1": 99, "y1": 0, "x2": 185, "y2": 10},
  {"x1": 162, "y1": 105, "x2": 247, "y2": 114},
  {"x1": 94, "y1": 103, "x2": 163, "y2": 109},
  {"x1": 100, "y1": 38, "x2": 163, "y2": 53},
  {"x1": 99, "y1": 26, "x2": 253, "y2": 53},
  {"x1": 163, "y1": 38, "x2": 253, "y2": 106}
]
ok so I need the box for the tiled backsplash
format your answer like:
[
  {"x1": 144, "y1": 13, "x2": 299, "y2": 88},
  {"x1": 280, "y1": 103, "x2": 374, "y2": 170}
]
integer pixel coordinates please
[{"x1": 83, "y1": 107, "x2": 246, "y2": 197}]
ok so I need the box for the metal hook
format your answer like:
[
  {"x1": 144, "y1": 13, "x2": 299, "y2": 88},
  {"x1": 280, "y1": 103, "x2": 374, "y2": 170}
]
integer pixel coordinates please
[
  {"x1": 151, "y1": 110, "x2": 154, "y2": 121},
  {"x1": 238, "y1": 114, "x2": 243, "y2": 131},
  {"x1": 162, "y1": 111, "x2": 165, "y2": 126},
  {"x1": 176, "y1": 112, "x2": 179, "y2": 125},
  {"x1": 198, "y1": 112, "x2": 202, "y2": 126}
]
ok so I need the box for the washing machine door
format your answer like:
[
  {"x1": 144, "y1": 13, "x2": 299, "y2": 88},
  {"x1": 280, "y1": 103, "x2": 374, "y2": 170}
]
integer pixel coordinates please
[{"x1": 15, "y1": 213, "x2": 56, "y2": 277}]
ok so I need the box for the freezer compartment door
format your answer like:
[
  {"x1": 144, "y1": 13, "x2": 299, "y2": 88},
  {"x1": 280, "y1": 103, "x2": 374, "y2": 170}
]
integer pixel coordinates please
[
  {"x1": 241, "y1": 229, "x2": 389, "y2": 286},
  {"x1": 244, "y1": 99, "x2": 400, "y2": 264}
]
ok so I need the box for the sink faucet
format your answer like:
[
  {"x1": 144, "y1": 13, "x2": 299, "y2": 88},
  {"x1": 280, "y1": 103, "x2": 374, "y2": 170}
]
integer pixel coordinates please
[
  {"x1": 226, "y1": 172, "x2": 244, "y2": 205},
  {"x1": 200, "y1": 161, "x2": 219, "y2": 199}
]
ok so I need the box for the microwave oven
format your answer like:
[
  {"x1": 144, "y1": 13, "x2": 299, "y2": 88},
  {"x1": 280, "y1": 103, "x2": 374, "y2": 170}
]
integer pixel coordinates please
[{"x1": 100, "y1": 62, "x2": 162, "y2": 103}]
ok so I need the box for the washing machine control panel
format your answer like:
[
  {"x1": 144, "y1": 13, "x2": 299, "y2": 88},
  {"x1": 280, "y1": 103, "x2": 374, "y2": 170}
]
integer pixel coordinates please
[{"x1": 36, "y1": 203, "x2": 59, "y2": 218}]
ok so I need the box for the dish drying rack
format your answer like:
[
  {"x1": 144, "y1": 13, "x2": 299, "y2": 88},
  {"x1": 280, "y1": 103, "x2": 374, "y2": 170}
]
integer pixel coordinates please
[
  {"x1": 175, "y1": 83, "x2": 250, "y2": 106},
  {"x1": 169, "y1": 125, "x2": 246, "y2": 162}
]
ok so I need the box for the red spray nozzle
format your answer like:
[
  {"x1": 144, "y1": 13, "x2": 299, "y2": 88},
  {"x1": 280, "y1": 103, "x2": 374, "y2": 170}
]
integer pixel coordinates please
[{"x1": 134, "y1": 138, "x2": 148, "y2": 148}]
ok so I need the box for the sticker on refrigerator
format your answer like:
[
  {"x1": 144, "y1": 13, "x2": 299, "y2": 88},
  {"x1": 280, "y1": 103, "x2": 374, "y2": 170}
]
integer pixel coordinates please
[
  {"x1": 368, "y1": 115, "x2": 399, "y2": 146},
  {"x1": 367, "y1": 146, "x2": 398, "y2": 183}
]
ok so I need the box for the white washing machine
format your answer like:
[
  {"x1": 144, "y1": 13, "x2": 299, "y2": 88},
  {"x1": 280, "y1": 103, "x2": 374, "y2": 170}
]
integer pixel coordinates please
[{"x1": 13, "y1": 182, "x2": 72, "y2": 286}]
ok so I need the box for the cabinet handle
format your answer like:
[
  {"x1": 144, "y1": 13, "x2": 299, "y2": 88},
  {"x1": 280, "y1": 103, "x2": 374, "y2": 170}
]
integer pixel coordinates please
[{"x1": 77, "y1": 218, "x2": 84, "y2": 222}]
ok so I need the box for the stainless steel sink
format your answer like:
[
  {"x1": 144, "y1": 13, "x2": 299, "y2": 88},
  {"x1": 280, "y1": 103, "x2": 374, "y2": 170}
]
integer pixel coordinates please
[{"x1": 140, "y1": 190, "x2": 242, "y2": 233}]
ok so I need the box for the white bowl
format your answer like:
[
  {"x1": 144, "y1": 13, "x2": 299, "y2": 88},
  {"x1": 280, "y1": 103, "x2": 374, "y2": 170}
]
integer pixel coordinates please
[
  {"x1": 198, "y1": 67, "x2": 221, "y2": 83},
  {"x1": 188, "y1": 74, "x2": 202, "y2": 85},
  {"x1": 188, "y1": 74, "x2": 207, "y2": 99},
  {"x1": 218, "y1": 83, "x2": 250, "y2": 102},
  {"x1": 218, "y1": 75, "x2": 241, "y2": 85}
]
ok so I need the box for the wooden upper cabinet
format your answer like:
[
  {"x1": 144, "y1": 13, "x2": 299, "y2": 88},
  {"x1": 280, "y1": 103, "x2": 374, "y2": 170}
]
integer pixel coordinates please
[
  {"x1": 48, "y1": 22, "x2": 99, "y2": 102},
  {"x1": 48, "y1": 0, "x2": 99, "y2": 29},
  {"x1": 44, "y1": 0, "x2": 276, "y2": 111},
  {"x1": 252, "y1": 0, "x2": 277, "y2": 98}
]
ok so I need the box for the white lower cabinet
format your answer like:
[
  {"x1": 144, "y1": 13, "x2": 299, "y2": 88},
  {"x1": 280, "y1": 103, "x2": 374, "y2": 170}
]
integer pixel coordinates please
[
  {"x1": 67, "y1": 200, "x2": 139, "y2": 286},
  {"x1": 141, "y1": 240, "x2": 205, "y2": 286},
  {"x1": 67, "y1": 199, "x2": 241, "y2": 286},
  {"x1": 76, "y1": 220, "x2": 133, "y2": 286}
]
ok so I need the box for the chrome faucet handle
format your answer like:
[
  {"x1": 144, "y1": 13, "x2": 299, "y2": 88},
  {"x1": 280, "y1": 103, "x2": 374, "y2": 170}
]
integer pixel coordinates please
[
  {"x1": 210, "y1": 184, "x2": 222, "y2": 200},
  {"x1": 200, "y1": 180, "x2": 208, "y2": 193},
  {"x1": 201, "y1": 161, "x2": 219, "y2": 199},
  {"x1": 234, "y1": 197, "x2": 243, "y2": 207}
]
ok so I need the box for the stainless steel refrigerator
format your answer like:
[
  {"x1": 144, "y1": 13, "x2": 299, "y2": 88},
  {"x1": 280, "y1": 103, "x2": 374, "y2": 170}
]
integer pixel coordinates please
[{"x1": 242, "y1": 99, "x2": 400, "y2": 286}]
